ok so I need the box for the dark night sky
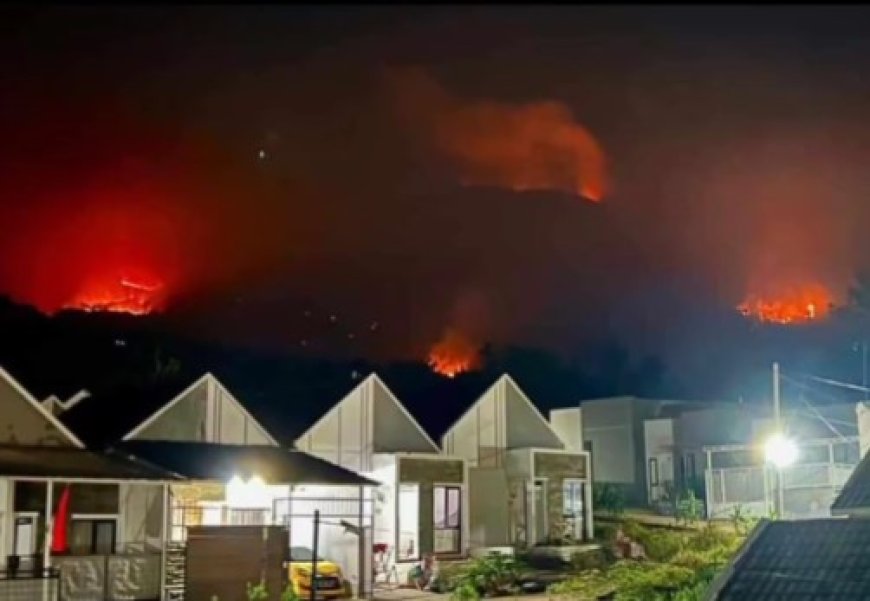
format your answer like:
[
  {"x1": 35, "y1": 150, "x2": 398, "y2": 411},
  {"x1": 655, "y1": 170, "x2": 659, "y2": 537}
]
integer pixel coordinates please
[{"x1": 4, "y1": 6, "x2": 870, "y2": 397}]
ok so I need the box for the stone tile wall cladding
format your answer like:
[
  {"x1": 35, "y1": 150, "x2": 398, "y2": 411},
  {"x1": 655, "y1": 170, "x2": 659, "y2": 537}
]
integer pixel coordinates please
[
  {"x1": 534, "y1": 452, "x2": 588, "y2": 543},
  {"x1": 398, "y1": 458, "x2": 464, "y2": 556}
]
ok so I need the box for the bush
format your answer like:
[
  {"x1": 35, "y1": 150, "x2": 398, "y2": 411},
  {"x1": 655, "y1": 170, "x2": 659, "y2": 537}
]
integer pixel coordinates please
[
  {"x1": 594, "y1": 484, "x2": 626, "y2": 516},
  {"x1": 570, "y1": 549, "x2": 609, "y2": 572},
  {"x1": 449, "y1": 552, "x2": 525, "y2": 598},
  {"x1": 548, "y1": 570, "x2": 614, "y2": 600},
  {"x1": 621, "y1": 521, "x2": 683, "y2": 563}
]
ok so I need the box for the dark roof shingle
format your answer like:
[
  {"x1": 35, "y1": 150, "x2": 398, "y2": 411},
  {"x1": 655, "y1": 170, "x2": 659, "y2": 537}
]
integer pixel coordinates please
[
  {"x1": 832, "y1": 448, "x2": 870, "y2": 514},
  {"x1": 710, "y1": 519, "x2": 870, "y2": 600}
]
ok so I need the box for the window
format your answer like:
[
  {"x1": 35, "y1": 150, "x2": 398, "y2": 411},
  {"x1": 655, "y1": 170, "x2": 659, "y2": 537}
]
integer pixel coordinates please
[
  {"x1": 397, "y1": 484, "x2": 419, "y2": 561},
  {"x1": 70, "y1": 518, "x2": 116, "y2": 555},
  {"x1": 433, "y1": 486, "x2": 461, "y2": 555},
  {"x1": 562, "y1": 480, "x2": 584, "y2": 517},
  {"x1": 649, "y1": 457, "x2": 659, "y2": 486}
]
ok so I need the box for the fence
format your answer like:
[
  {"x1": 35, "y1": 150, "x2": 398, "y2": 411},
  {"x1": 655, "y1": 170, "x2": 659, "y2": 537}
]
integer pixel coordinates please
[
  {"x1": 704, "y1": 437, "x2": 860, "y2": 520},
  {"x1": 52, "y1": 552, "x2": 161, "y2": 601},
  {"x1": 0, "y1": 568, "x2": 60, "y2": 601}
]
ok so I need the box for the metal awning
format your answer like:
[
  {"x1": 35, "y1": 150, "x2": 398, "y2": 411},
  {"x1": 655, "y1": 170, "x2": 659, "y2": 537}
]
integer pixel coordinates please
[{"x1": 0, "y1": 444, "x2": 180, "y2": 481}]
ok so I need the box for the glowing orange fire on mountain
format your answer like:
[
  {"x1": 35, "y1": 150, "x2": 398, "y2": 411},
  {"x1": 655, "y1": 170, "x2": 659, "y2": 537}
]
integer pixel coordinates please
[
  {"x1": 64, "y1": 271, "x2": 165, "y2": 315},
  {"x1": 427, "y1": 328, "x2": 480, "y2": 378},
  {"x1": 737, "y1": 283, "x2": 836, "y2": 325}
]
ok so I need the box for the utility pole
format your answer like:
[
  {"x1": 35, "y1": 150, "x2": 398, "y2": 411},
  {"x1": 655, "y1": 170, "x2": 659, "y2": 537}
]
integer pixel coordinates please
[{"x1": 772, "y1": 362, "x2": 785, "y2": 518}]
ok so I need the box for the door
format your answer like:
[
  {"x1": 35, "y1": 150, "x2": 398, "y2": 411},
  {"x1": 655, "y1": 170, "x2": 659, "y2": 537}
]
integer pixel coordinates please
[{"x1": 13, "y1": 514, "x2": 36, "y2": 556}]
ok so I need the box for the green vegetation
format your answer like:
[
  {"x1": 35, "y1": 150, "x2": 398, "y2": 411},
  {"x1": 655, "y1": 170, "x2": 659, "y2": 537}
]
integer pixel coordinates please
[
  {"x1": 594, "y1": 484, "x2": 626, "y2": 517},
  {"x1": 246, "y1": 581, "x2": 269, "y2": 601},
  {"x1": 447, "y1": 552, "x2": 528, "y2": 600},
  {"x1": 549, "y1": 520, "x2": 745, "y2": 601}
]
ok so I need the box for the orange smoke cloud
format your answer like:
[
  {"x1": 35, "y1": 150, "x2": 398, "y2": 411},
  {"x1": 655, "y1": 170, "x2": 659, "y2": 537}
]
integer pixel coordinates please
[
  {"x1": 427, "y1": 328, "x2": 481, "y2": 378},
  {"x1": 389, "y1": 68, "x2": 608, "y2": 202}
]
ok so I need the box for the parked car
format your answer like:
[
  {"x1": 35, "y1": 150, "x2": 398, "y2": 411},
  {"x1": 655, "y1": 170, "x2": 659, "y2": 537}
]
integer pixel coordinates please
[{"x1": 286, "y1": 546, "x2": 348, "y2": 599}]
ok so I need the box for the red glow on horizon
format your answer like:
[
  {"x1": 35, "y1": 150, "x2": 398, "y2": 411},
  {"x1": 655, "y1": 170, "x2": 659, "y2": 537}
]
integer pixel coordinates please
[
  {"x1": 737, "y1": 283, "x2": 836, "y2": 325},
  {"x1": 427, "y1": 328, "x2": 480, "y2": 378},
  {"x1": 63, "y1": 271, "x2": 166, "y2": 316}
]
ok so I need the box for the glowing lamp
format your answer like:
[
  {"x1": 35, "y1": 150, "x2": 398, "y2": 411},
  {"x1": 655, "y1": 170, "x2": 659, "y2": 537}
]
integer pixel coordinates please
[
  {"x1": 764, "y1": 433, "x2": 798, "y2": 469},
  {"x1": 226, "y1": 474, "x2": 270, "y2": 508}
]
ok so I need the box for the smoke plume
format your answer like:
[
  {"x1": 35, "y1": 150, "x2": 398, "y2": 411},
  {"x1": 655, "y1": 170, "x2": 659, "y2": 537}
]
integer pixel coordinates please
[{"x1": 389, "y1": 68, "x2": 608, "y2": 202}]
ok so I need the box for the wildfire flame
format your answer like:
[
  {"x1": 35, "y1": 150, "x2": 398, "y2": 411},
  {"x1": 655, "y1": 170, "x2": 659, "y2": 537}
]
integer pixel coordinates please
[
  {"x1": 737, "y1": 283, "x2": 835, "y2": 325},
  {"x1": 64, "y1": 272, "x2": 165, "y2": 316},
  {"x1": 427, "y1": 328, "x2": 480, "y2": 378}
]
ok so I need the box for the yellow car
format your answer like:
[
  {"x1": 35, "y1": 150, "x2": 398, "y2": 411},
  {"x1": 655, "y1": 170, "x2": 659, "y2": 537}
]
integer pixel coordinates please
[{"x1": 287, "y1": 546, "x2": 348, "y2": 599}]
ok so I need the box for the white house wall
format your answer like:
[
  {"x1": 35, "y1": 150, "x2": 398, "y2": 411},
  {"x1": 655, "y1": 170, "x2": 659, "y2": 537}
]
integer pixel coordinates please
[
  {"x1": 582, "y1": 398, "x2": 637, "y2": 484},
  {"x1": 296, "y1": 375, "x2": 437, "y2": 473},
  {"x1": 131, "y1": 376, "x2": 276, "y2": 446},
  {"x1": 372, "y1": 379, "x2": 437, "y2": 453},
  {"x1": 549, "y1": 408, "x2": 584, "y2": 452},
  {"x1": 504, "y1": 381, "x2": 564, "y2": 450},
  {"x1": 370, "y1": 454, "x2": 397, "y2": 550},
  {"x1": 296, "y1": 380, "x2": 373, "y2": 472},
  {"x1": 119, "y1": 483, "x2": 164, "y2": 550},
  {"x1": 467, "y1": 467, "x2": 510, "y2": 547},
  {"x1": 443, "y1": 381, "x2": 506, "y2": 467}
]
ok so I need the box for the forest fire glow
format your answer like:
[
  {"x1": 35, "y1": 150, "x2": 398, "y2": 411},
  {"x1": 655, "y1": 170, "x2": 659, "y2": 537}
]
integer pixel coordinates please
[
  {"x1": 737, "y1": 283, "x2": 836, "y2": 325},
  {"x1": 64, "y1": 272, "x2": 165, "y2": 316},
  {"x1": 427, "y1": 328, "x2": 480, "y2": 378}
]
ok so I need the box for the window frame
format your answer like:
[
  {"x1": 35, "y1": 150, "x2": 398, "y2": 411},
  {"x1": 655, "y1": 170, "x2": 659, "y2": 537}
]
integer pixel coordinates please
[
  {"x1": 432, "y1": 484, "x2": 462, "y2": 555},
  {"x1": 396, "y1": 483, "x2": 420, "y2": 563},
  {"x1": 69, "y1": 514, "x2": 118, "y2": 556}
]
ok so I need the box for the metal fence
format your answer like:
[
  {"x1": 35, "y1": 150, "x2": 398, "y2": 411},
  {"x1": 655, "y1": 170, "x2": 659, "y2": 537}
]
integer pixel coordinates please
[
  {"x1": 0, "y1": 568, "x2": 60, "y2": 601},
  {"x1": 704, "y1": 438, "x2": 860, "y2": 520}
]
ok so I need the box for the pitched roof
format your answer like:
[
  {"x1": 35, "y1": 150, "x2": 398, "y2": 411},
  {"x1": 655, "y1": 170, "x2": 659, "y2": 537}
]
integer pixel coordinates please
[
  {"x1": 707, "y1": 519, "x2": 870, "y2": 600},
  {"x1": 116, "y1": 440, "x2": 378, "y2": 486},
  {"x1": 60, "y1": 374, "x2": 204, "y2": 448},
  {"x1": 0, "y1": 365, "x2": 84, "y2": 448},
  {"x1": 380, "y1": 367, "x2": 503, "y2": 441},
  {"x1": 832, "y1": 448, "x2": 870, "y2": 515},
  {"x1": 0, "y1": 444, "x2": 178, "y2": 481}
]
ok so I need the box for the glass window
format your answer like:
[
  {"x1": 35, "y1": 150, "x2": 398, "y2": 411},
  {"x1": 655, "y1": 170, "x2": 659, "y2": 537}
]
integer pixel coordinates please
[
  {"x1": 562, "y1": 480, "x2": 584, "y2": 516},
  {"x1": 397, "y1": 484, "x2": 419, "y2": 561},
  {"x1": 433, "y1": 485, "x2": 461, "y2": 554},
  {"x1": 649, "y1": 458, "x2": 659, "y2": 486},
  {"x1": 70, "y1": 518, "x2": 116, "y2": 555}
]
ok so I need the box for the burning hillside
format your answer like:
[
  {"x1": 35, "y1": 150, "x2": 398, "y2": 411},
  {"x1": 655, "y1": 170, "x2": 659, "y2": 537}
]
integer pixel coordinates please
[
  {"x1": 737, "y1": 283, "x2": 836, "y2": 325},
  {"x1": 64, "y1": 272, "x2": 165, "y2": 315},
  {"x1": 427, "y1": 328, "x2": 481, "y2": 378}
]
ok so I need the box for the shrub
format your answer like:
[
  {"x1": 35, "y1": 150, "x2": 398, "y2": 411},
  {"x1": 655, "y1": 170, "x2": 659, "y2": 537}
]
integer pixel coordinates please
[
  {"x1": 281, "y1": 583, "x2": 300, "y2": 601},
  {"x1": 594, "y1": 484, "x2": 626, "y2": 516},
  {"x1": 449, "y1": 552, "x2": 525, "y2": 598},
  {"x1": 621, "y1": 521, "x2": 683, "y2": 563},
  {"x1": 246, "y1": 581, "x2": 269, "y2": 601},
  {"x1": 570, "y1": 548, "x2": 610, "y2": 572},
  {"x1": 548, "y1": 570, "x2": 614, "y2": 600}
]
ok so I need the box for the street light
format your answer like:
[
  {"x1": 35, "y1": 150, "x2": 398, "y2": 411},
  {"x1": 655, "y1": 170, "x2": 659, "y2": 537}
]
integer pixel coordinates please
[{"x1": 764, "y1": 433, "x2": 799, "y2": 469}]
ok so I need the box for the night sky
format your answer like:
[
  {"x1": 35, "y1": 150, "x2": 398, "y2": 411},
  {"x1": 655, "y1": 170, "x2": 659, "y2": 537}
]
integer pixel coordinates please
[{"x1": 5, "y1": 6, "x2": 870, "y2": 397}]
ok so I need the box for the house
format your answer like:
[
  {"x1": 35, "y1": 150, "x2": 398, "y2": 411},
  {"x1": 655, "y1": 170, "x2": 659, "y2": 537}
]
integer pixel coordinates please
[
  {"x1": 58, "y1": 371, "x2": 378, "y2": 598},
  {"x1": 549, "y1": 396, "x2": 690, "y2": 506},
  {"x1": 292, "y1": 372, "x2": 468, "y2": 582},
  {"x1": 703, "y1": 518, "x2": 870, "y2": 600},
  {"x1": 0, "y1": 365, "x2": 178, "y2": 600},
  {"x1": 439, "y1": 374, "x2": 592, "y2": 550}
]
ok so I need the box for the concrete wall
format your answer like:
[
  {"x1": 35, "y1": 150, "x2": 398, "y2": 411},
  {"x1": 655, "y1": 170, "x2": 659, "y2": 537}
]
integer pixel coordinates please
[
  {"x1": 296, "y1": 376, "x2": 437, "y2": 473},
  {"x1": 581, "y1": 398, "x2": 636, "y2": 485},
  {"x1": 136, "y1": 380, "x2": 209, "y2": 442},
  {"x1": 443, "y1": 382, "x2": 506, "y2": 468},
  {"x1": 467, "y1": 468, "x2": 510, "y2": 548},
  {"x1": 119, "y1": 484, "x2": 164, "y2": 551},
  {"x1": 134, "y1": 377, "x2": 274, "y2": 446},
  {"x1": 549, "y1": 408, "x2": 583, "y2": 452},
  {"x1": 0, "y1": 374, "x2": 73, "y2": 446},
  {"x1": 858, "y1": 403, "x2": 870, "y2": 459}
]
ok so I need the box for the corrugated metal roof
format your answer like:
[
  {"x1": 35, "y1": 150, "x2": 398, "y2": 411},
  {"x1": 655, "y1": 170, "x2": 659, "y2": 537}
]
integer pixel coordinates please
[
  {"x1": 832, "y1": 448, "x2": 870, "y2": 514},
  {"x1": 709, "y1": 519, "x2": 870, "y2": 600}
]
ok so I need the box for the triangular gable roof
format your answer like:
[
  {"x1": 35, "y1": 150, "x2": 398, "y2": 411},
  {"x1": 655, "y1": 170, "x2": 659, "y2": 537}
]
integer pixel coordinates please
[
  {"x1": 0, "y1": 365, "x2": 84, "y2": 448},
  {"x1": 441, "y1": 373, "x2": 563, "y2": 449},
  {"x1": 122, "y1": 373, "x2": 279, "y2": 445},
  {"x1": 294, "y1": 373, "x2": 439, "y2": 453}
]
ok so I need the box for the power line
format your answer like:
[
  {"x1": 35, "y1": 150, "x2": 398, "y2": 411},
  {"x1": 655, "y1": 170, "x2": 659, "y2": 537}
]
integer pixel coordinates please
[{"x1": 779, "y1": 373, "x2": 850, "y2": 441}]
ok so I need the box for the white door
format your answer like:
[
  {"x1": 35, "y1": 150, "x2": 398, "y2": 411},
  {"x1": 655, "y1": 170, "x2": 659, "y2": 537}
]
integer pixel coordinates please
[{"x1": 14, "y1": 514, "x2": 36, "y2": 556}]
